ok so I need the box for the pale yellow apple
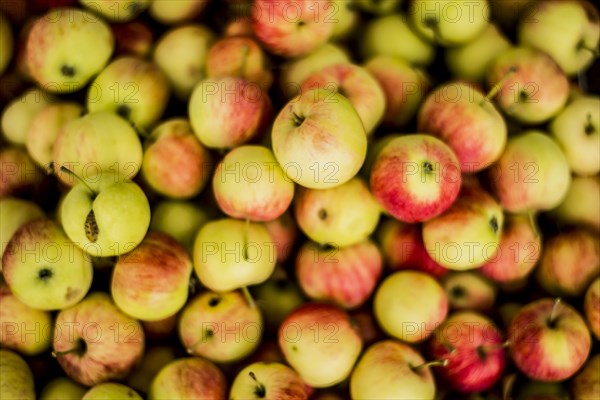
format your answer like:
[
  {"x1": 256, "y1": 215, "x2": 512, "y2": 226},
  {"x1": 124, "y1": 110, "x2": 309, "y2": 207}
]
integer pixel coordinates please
[
  {"x1": 150, "y1": 200, "x2": 211, "y2": 253},
  {"x1": 552, "y1": 176, "x2": 600, "y2": 231},
  {"x1": 80, "y1": 0, "x2": 150, "y2": 22},
  {"x1": 1, "y1": 88, "x2": 54, "y2": 145},
  {"x1": 82, "y1": 383, "x2": 142, "y2": 399},
  {"x1": 149, "y1": 0, "x2": 209, "y2": 24},
  {"x1": 39, "y1": 377, "x2": 86, "y2": 400},
  {"x1": 0, "y1": 197, "x2": 44, "y2": 271},
  {"x1": 0, "y1": 349, "x2": 35, "y2": 400}
]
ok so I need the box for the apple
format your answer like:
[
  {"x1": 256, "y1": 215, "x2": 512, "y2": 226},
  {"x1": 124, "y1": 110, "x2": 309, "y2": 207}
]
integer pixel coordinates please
[
  {"x1": 82, "y1": 383, "x2": 142, "y2": 400},
  {"x1": 26, "y1": 8, "x2": 114, "y2": 93},
  {"x1": 518, "y1": 0, "x2": 600, "y2": 76},
  {"x1": 409, "y1": 0, "x2": 490, "y2": 46},
  {"x1": 230, "y1": 361, "x2": 308, "y2": 400},
  {"x1": 0, "y1": 13, "x2": 13, "y2": 76},
  {"x1": 189, "y1": 76, "x2": 271, "y2": 150},
  {"x1": 263, "y1": 212, "x2": 297, "y2": 263},
  {"x1": 429, "y1": 311, "x2": 506, "y2": 393},
  {"x1": 509, "y1": 298, "x2": 592, "y2": 381},
  {"x1": 39, "y1": 377, "x2": 86, "y2": 400},
  {"x1": 2, "y1": 88, "x2": 54, "y2": 145},
  {"x1": 148, "y1": 359, "x2": 227, "y2": 399},
  {"x1": 0, "y1": 349, "x2": 35, "y2": 400},
  {"x1": 60, "y1": 171, "x2": 151, "y2": 258},
  {"x1": 0, "y1": 147, "x2": 44, "y2": 197},
  {"x1": 271, "y1": 88, "x2": 367, "y2": 189},
  {"x1": 360, "y1": 14, "x2": 435, "y2": 65},
  {"x1": 252, "y1": 268, "x2": 305, "y2": 330},
  {"x1": 571, "y1": 353, "x2": 600, "y2": 399},
  {"x1": 490, "y1": 131, "x2": 571, "y2": 213},
  {"x1": 515, "y1": 381, "x2": 569, "y2": 400},
  {"x1": 193, "y1": 218, "x2": 276, "y2": 292},
  {"x1": 80, "y1": 0, "x2": 149, "y2": 22},
  {"x1": 294, "y1": 177, "x2": 380, "y2": 247},
  {"x1": 0, "y1": 197, "x2": 44, "y2": 270},
  {"x1": 480, "y1": 213, "x2": 542, "y2": 283},
  {"x1": 552, "y1": 176, "x2": 600, "y2": 231},
  {"x1": 365, "y1": 56, "x2": 430, "y2": 127},
  {"x1": 445, "y1": 24, "x2": 512, "y2": 82},
  {"x1": 141, "y1": 315, "x2": 177, "y2": 341},
  {"x1": 296, "y1": 239, "x2": 382, "y2": 309},
  {"x1": 149, "y1": 0, "x2": 209, "y2": 24},
  {"x1": 153, "y1": 24, "x2": 215, "y2": 99},
  {"x1": 248, "y1": 340, "x2": 286, "y2": 365},
  {"x1": 150, "y1": 200, "x2": 210, "y2": 253},
  {"x1": 111, "y1": 232, "x2": 192, "y2": 321},
  {"x1": 252, "y1": 0, "x2": 335, "y2": 58},
  {"x1": 442, "y1": 272, "x2": 496, "y2": 312},
  {"x1": 423, "y1": 186, "x2": 504, "y2": 270},
  {"x1": 87, "y1": 57, "x2": 170, "y2": 129},
  {"x1": 370, "y1": 134, "x2": 462, "y2": 223},
  {"x1": 536, "y1": 229, "x2": 600, "y2": 297},
  {"x1": 179, "y1": 290, "x2": 263, "y2": 363},
  {"x1": 486, "y1": 47, "x2": 569, "y2": 124},
  {"x1": 330, "y1": 0, "x2": 358, "y2": 40},
  {"x1": 550, "y1": 95, "x2": 600, "y2": 176},
  {"x1": 417, "y1": 81, "x2": 507, "y2": 172},
  {"x1": 584, "y1": 277, "x2": 600, "y2": 340},
  {"x1": 142, "y1": 118, "x2": 212, "y2": 199},
  {"x1": 2, "y1": 218, "x2": 92, "y2": 310},
  {"x1": 126, "y1": 345, "x2": 176, "y2": 395},
  {"x1": 112, "y1": 21, "x2": 153, "y2": 58},
  {"x1": 300, "y1": 63, "x2": 386, "y2": 135},
  {"x1": 52, "y1": 292, "x2": 144, "y2": 386},
  {"x1": 213, "y1": 145, "x2": 294, "y2": 221},
  {"x1": 52, "y1": 111, "x2": 143, "y2": 187},
  {"x1": 350, "y1": 340, "x2": 438, "y2": 399}
]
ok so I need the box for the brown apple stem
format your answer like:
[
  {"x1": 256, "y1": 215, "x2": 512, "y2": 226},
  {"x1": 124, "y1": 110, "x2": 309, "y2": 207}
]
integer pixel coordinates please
[
  {"x1": 477, "y1": 340, "x2": 510, "y2": 356},
  {"x1": 51, "y1": 341, "x2": 84, "y2": 358},
  {"x1": 527, "y1": 210, "x2": 539, "y2": 238},
  {"x1": 548, "y1": 298, "x2": 562, "y2": 327},
  {"x1": 242, "y1": 217, "x2": 250, "y2": 261},
  {"x1": 48, "y1": 162, "x2": 95, "y2": 193},
  {"x1": 480, "y1": 66, "x2": 518, "y2": 106},
  {"x1": 410, "y1": 358, "x2": 448, "y2": 373},
  {"x1": 249, "y1": 372, "x2": 266, "y2": 397},
  {"x1": 441, "y1": 341, "x2": 457, "y2": 355},
  {"x1": 502, "y1": 373, "x2": 517, "y2": 400},
  {"x1": 241, "y1": 286, "x2": 256, "y2": 309},
  {"x1": 239, "y1": 44, "x2": 250, "y2": 77}
]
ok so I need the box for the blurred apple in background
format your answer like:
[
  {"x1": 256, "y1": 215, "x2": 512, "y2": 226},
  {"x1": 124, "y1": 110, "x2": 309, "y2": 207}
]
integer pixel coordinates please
[
  {"x1": 82, "y1": 382, "x2": 142, "y2": 400},
  {"x1": 112, "y1": 21, "x2": 154, "y2": 58},
  {"x1": 552, "y1": 176, "x2": 600, "y2": 231},
  {"x1": 0, "y1": 197, "x2": 44, "y2": 270},
  {"x1": 354, "y1": 0, "x2": 401, "y2": 15},
  {"x1": 515, "y1": 380, "x2": 570, "y2": 400},
  {"x1": 442, "y1": 272, "x2": 496, "y2": 311},
  {"x1": 263, "y1": 212, "x2": 297, "y2": 263},
  {"x1": 229, "y1": 362, "x2": 308, "y2": 400},
  {"x1": 80, "y1": 0, "x2": 149, "y2": 22},
  {"x1": 126, "y1": 345, "x2": 176, "y2": 395},
  {"x1": 149, "y1": 0, "x2": 209, "y2": 25},
  {"x1": 1, "y1": 88, "x2": 55, "y2": 145},
  {"x1": 0, "y1": 349, "x2": 35, "y2": 400},
  {"x1": 0, "y1": 13, "x2": 13, "y2": 76},
  {"x1": 584, "y1": 277, "x2": 600, "y2": 340},
  {"x1": 39, "y1": 377, "x2": 86, "y2": 400},
  {"x1": 142, "y1": 315, "x2": 178, "y2": 341},
  {"x1": 571, "y1": 353, "x2": 600, "y2": 399},
  {"x1": 150, "y1": 200, "x2": 211, "y2": 253}
]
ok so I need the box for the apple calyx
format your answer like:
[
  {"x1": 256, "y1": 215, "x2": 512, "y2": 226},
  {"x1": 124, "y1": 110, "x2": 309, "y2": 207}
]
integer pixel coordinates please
[
  {"x1": 423, "y1": 161, "x2": 434, "y2": 175},
  {"x1": 52, "y1": 338, "x2": 87, "y2": 358},
  {"x1": 480, "y1": 66, "x2": 518, "y2": 106},
  {"x1": 61, "y1": 65, "x2": 76, "y2": 77},
  {"x1": 410, "y1": 358, "x2": 449, "y2": 374},
  {"x1": 585, "y1": 113, "x2": 595, "y2": 135},
  {"x1": 38, "y1": 267, "x2": 53, "y2": 282},
  {"x1": 490, "y1": 216, "x2": 499, "y2": 234},
  {"x1": 249, "y1": 371, "x2": 267, "y2": 398},
  {"x1": 291, "y1": 112, "x2": 305, "y2": 127},
  {"x1": 546, "y1": 297, "x2": 562, "y2": 329},
  {"x1": 450, "y1": 285, "x2": 466, "y2": 299}
]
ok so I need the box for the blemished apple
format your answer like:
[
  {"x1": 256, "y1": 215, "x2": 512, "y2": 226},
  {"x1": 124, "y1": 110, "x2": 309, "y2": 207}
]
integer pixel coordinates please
[
  {"x1": 213, "y1": 145, "x2": 294, "y2": 221},
  {"x1": 0, "y1": 13, "x2": 13, "y2": 76},
  {"x1": 82, "y1": 383, "x2": 142, "y2": 400},
  {"x1": 112, "y1": 21, "x2": 154, "y2": 58},
  {"x1": 149, "y1": 200, "x2": 210, "y2": 254},
  {"x1": 365, "y1": 56, "x2": 430, "y2": 127},
  {"x1": 409, "y1": 0, "x2": 490, "y2": 46},
  {"x1": 148, "y1": 357, "x2": 227, "y2": 400},
  {"x1": 536, "y1": 229, "x2": 600, "y2": 297},
  {"x1": 571, "y1": 353, "x2": 600, "y2": 399},
  {"x1": 26, "y1": 8, "x2": 114, "y2": 93},
  {"x1": 486, "y1": 47, "x2": 569, "y2": 125},
  {"x1": 300, "y1": 63, "x2": 386, "y2": 135},
  {"x1": 0, "y1": 349, "x2": 35, "y2": 400},
  {"x1": 550, "y1": 95, "x2": 600, "y2": 176},
  {"x1": 39, "y1": 377, "x2": 87, "y2": 400},
  {"x1": 0, "y1": 147, "x2": 44, "y2": 198},
  {"x1": 370, "y1": 134, "x2": 462, "y2": 223},
  {"x1": 294, "y1": 177, "x2": 380, "y2": 247},
  {"x1": 252, "y1": 0, "x2": 334, "y2": 58},
  {"x1": 442, "y1": 272, "x2": 496, "y2": 312},
  {"x1": 584, "y1": 277, "x2": 600, "y2": 340},
  {"x1": 193, "y1": 218, "x2": 276, "y2": 292},
  {"x1": 52, "y1": 292, "x2": 145, "y2": 386},
  {"x1": 423, "y1": 186, "x2": 504, "y2": 270},
  {"x1": 153, "y1": 24, "x2": 215, "y2": 99},
  {"x1": 295, "y1": 239, "x2": 383, "y2": 309},
  {"x1": 2, "y1": 218, "x2": 93, "y2": 310},
  {"x1": 350, "y1": 340, "x2": 437, "y2": 399},
  {"x1": 518, "y1": 0, "x2": 600, "y2": 76},
  {"x1": 509, "y1": 298, "x2": 591, "y2": 382},
  {"x1": 189, "y1": 76, "x2": 271, "y2": 150},
  {"x1": 264, "y1": 212, "x2": 297, "y2": 263},
  {"x1": 490, "y1": 131, "x2": 571, "y2": 213},
  {"x1": 0, "y1": 197, "x2": 44, "y2": 271},
  {"x1": 126, "y1": 346, "x2": 176, "y2": 395},
  {"x1": 271, "y1": 88, "x2": 367, "y2": 189},
  {"x1": 360, "y1": 14, "x2": 435, "y2": 66},
  {"x1": 87, "y1": 56, "x2": 170, "y2": 129},
  {"x1": 374, "y1": 271, "x2": 448, "y2": 343},
  {"x1": 418, "y1": 81, "x2": 507, "y2": 172},
  {"x1": 552, "y1": 175, "x2": 600, "y2": 231},
  {"x1": 148, "y1": 0, "x2": 208, "y2": 24},
  {"x1": 229, "y1": 362, "x2": 308, "y2": 400},
  {"x1": 142, "y1": 118, "x2": 212, "y2": 199},
  {"x1": 279, "y1": 303, "x2": 362, "y2": 388},
  {"x1": 111, "y1": 232, "x2": 192, "y2": 321},
  {"x1": 2, "y1": 88, "x2": 55, "y2": 146},
  {"x1": 178, "y1": 290, "x2": 263, "y2": 363},
  {"x1": 429, "y1": 311, "x2": 507, "y2": 393},
  {"x1": 80, "y1": 0, "x2": 149, "y2": 22}
]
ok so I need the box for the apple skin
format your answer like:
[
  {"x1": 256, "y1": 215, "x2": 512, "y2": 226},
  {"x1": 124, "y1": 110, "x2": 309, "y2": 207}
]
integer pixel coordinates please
[
  {"x1": 296, "y1": 239, "x2": 382, "y2": 309},
  {"x1": 26, "y1": 8, "x2": 114, "y2": 93},
  {"x1": 536, "y1": 229, "x2": 600, "y2": 297},
  {"x1": 490, "y1": 131, "x2": 571, "y2": 213},
  {"x1": 0, "y1": 349, "x2": 35, "y2": 400},
  {"x1": 508, "y1": 298, "x2": 592, "y2": 382},
  {"x1": 229, "y1": 362, "x2": 308, "y2": 400},
  {"x1": 2, "y1": 218, "x2": 93, "y2": 310},
  {"x1": 126, "y1": 345, "x2": 176, "y2": 395},
  {"x1": 264, "y1": 212, "x2": 297, "y2": 263},
  {"x1": 429, "y1": 311, "x2": 506, "y2": 393},
  {"x1": 442, "y1": 272, "x2": 496, "y2": 312},
  {"x1": 0, "y1": 13, "x2": 13, "y2": 76},
  {"x1": 224, "y1": 16, "x2": 254, "y2": 37},
  {"x1": 39, "y1": 377, "x2": 87, "y2": 400},
  {"x1": 142, "y1": 118, "x2": 212, "y2": 199},
  {"x1": 480, "y1": 213, "x2": 542, "y2": 284},
  {"x1": 278, "y1": 302, "x2": 362, "y2": 388},
  {"x1": 52, "y1": 292, "x2": 145, "y2": 386},
  {"x1": 112, "y1": 21, "x2": 153, "y2": 58},
  {"x1": 111, "y1": 232, "x2": 193, "y2": 321},
  {"x1": 350, "y1": 340, "x2": 436, "y2": 399},
  {"x1": 82, "y1": 383, "x2": 142, "y2": 400},
  {"x1": 417, "y1": 81, "x2": 507, "y2": 172},
  {"x1": 370, "y1": 134, "x2": 461, "y2": 223},
  {"x1": 584, "y1": 277, "x2": 600, "y2": 340},
  {"x1": 150, "y1": 200, "x2": 210, "y2": 254},
  {"x1": 149, "y1": 357, "x2": 227, "y2": 400},
  {"x1": 0, "y1": 147, "x2": 45, "y2": 198},
  {"x1": 552, "y1": 176, "x2": 600, "y2": 231},
  {"x1": 178, "y1": 290, "x2": 263, "y2": 363},
  {"x1": 354, "y1": 0, "x2": 401, "y2": 15},
  {"x1": 252, "y1": 0, "x2": 334, "y2": 58},
  {"x1": 0, "y1": 197, "x2": 44, "y2": 271},
  {"x1": 294, "y1": 177, "x2": 380, "y2": 247},
  {"x1": 571, "y1": 353, "x2": 600, "y2": 399},
  {"x1": 2, "y1": 88, "x2": 54, "y2": 145},
  {"x1": 141, "y1": 315, "x2": 177, "y2": 341},
  {"x1": 148, "y1": 0, "x2": 208, "y2": 24}
]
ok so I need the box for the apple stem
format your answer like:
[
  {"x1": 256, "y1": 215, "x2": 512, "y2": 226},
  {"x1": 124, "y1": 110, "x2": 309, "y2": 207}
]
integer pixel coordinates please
[
  {"x1": 548, "y1": 298, "x2": 562, "y2": 327},
  {"x1": 477, "y1": 340, "x2": 510, "y2": 357},
  {"x1": 241, "y1": 286, "x2": 256, "y2": 309},
  {"x1": 242, "y1": 217, "x2": 250, "y2": 261},
  {"x1": 527, "y1": 210, "x2": 539, "y2": 238},
  {"x1": 239, "y1": 44, "x2": 250, "y2": 77},
  {"x1": 410, "y1": 358, "x2": 448, "y2": 373},
  {"x1": 249, "y1": 372, "x2": 266, "y2": 398},
  {"x1": 502, "y1": 373, "x2": 517, "y2": 400},
  {"x1": 48, "y1": 162, "x2": 95, "y2": 194},
  {"x1": 51, "y1": 340, "x2": 84, "y2": 358},
  {"x1": 480, "y1": 66, "x2": 518, "y2": 106},
  {"x1": 585, "y1": 113, "x2": 595, "y2": 135}
]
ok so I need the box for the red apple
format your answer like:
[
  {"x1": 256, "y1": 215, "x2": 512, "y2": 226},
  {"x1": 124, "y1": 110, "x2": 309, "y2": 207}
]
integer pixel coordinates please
[
  {"x1": 263, "y1": 212, "x2": 297, "y2": 263},
  {"x1": 584, "y1": 277, "x2": 600, "y2": 340},
  {"x1": 112, "y1": 21, "x2": 153, "y2": 58}
]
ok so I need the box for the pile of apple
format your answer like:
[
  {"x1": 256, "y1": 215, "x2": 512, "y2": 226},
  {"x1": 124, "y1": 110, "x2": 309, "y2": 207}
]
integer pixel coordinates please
[{"x1": 1, "y1": 0, "x2": 600, "y2": 399}]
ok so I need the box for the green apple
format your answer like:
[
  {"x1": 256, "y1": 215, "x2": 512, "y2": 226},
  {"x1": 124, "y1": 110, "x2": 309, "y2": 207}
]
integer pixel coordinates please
[
  {"x1": 0, "y1": 197, "x2": 44, "y2": 271},
  {"x1": 2, "y1": 218, "x2": 93, "y2": 310},
  {"x1": 0, "y1": 147, "x2": 44, "y2": 198},
  {"x1": 550, "y1": 96, "x2": 600, "y2": 176},
  {"x1": 26, "y1": 8, "x2": 114, "y2": 93},
  {"x1": 552, "y1": 176, "x2": 599, "y2": 231},
  {"x1": 442, "y1": 271, "x2": 496, "y2": 312},
  {"x1": 1, "y1": 88, "x2": 54, "y2": 145},
  {"x1": 0, "y1": 13, "x2": 13, "y2": 76},
  {"x1": 0, "y1": 349, "x2": 35, "y2": 400},
  {"x1": 229, "y1": 362, "x2": 308, "y2": 400},
  {"x1": 80, "y1": 0, "x2": 150, "y2": 22},
  {"x1": 87, "y1": 57, "x2": 170, "y2": 129},
  {"x1": 354, "y1": 0, "x2": 401, "y2": 15},
  {"x1": 39, "y1": 377, "x2": 87, "y2": 400},
  {"x1": 330, "y1": 0, "x2": 358, "y2": 40},
  {"x1": 149, "y1": 0, "x2": 209, "y2": 24},
  {"x1": 153, "y1": 24, "x2": 215, "y2": 99},
  {"x1": 360, "y1": 14, "x2": 435, "y2": 65},
  {"x1": 150, "y1": 200, "x2": 211, "y2": 253},
  {"x1": 126, "y1": 346, "x2": 176, "y2": 394},
  {"x1": 82, "y1": 383, "x2": 141, "y2": 399}
]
